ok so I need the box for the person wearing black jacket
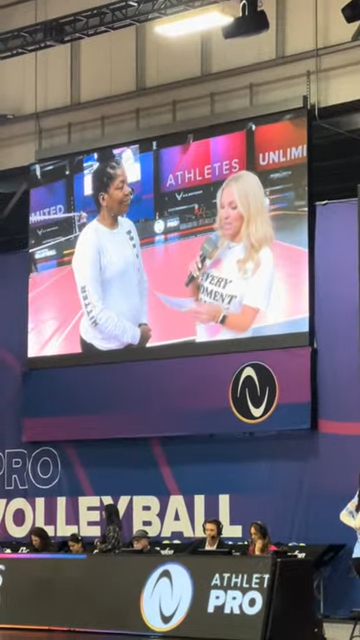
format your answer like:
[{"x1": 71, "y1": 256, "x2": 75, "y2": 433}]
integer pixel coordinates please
[
  {"x1": 132, "y1": 529, "x2": 160, "y2": 554},
  {"x1": 29, "y1": 527, "x2": 56, "y2": 553},
  {"x1": 95, "y1": 503, "x2": 122, "y2": 554},
  {"x1": 187, "y1": 519, "x2": 228, "y2": 553}
]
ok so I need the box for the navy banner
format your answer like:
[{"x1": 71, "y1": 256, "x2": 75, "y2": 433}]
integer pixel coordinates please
[{"x1": 22, "y1": 347, "x2": 311, "y2": 441}]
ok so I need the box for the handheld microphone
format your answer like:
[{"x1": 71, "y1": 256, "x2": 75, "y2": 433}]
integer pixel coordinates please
[{"x1": 185, "y1": 233, "x2": 219, "y2": 287}]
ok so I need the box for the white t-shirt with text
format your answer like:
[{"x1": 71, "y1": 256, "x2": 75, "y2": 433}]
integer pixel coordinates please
[{"x1": 197, "y1": 242, "x2": 274, "y2": 341}]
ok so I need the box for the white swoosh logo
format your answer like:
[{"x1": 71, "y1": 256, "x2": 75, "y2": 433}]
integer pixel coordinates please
[{"x1": 237, "y1": 366, "x2": 269, "y2": 418}]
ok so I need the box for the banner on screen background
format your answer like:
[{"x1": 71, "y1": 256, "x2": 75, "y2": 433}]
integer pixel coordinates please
[
  {"x1": 23, "y1": 347, "x2": 311, "y2": 441},
  {"x1": 254, "y1": 118, "x2": 307, "y2": 172},
  {"x1": 0, "y1": 487, "x2": 243, "y2": 540},
  {"x1": 29, "y1": 179, "x2": 67, "y2": 221},
  {"x1": 159, "y1": 131, "x2": 247, "y2": 193}
]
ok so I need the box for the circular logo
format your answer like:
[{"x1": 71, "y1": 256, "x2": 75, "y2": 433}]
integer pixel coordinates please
[
  {"x1": 229, "y1": 362, "x2": 278, "y2": 424},
  {"x1": 140, "y1": 562, "x2": 193, "y2": 632},
  {"x1": 154, "y1": 219, "x2": 165, "y2": 234}
]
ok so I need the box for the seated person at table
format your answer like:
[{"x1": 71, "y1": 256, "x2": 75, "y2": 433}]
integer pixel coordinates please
[
  {"x1": 248, "y1": 521, "x2": 277, "y2": 556},
  {"x1": 68, "y1": 533, "x2": 86, "y2": 554},
  {"x1": 29, "y1": 527, "x2": 56, "y2": 553},
  {"x1": 94, "y1": 503, "x2": 122, "y2": 554},
  {"x1": 132, "y1": 529, "x2": 160, "y2": 554},
  {"x1": 187, "y1": 519, "x2": 228, "y2": 553}
]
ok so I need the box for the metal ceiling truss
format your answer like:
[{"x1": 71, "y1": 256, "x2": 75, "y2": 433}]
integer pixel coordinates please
[{"x1": 0, "y1": 0, "x2": 223, "y2": 60}]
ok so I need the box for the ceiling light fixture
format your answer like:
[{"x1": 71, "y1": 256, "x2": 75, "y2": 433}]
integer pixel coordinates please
[
  {"x1": 341, "y1": 0, "x2": 360, "y2": 23},
  {"x1": 154, "y1": 3, "x2": 237, "y2": 37},
  {"x1": 222, "y1": 0, "x2": 269, "y2": 39}
]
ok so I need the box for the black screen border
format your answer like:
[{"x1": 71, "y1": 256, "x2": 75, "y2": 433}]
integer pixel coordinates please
[{"x1": 28, "y1": 106, "x2": 311, "y2": 370}]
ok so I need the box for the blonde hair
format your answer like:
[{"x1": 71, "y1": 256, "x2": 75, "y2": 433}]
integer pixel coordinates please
[{"x1": 216, "y1": 171, "x2": 274, "y2": 271}]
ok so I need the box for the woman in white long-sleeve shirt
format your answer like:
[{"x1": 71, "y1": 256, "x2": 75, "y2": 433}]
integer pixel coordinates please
[
  {"x1": 340, "y1": 491, "x2": 360, "y2": 576},
  {"x1": 72, "y1": 159, "x2": 151, "y2": 353}
]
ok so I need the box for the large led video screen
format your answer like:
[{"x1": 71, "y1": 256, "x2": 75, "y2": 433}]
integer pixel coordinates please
[{"x1": 27, "y1": 110, "x2": 309, "y2": 366}]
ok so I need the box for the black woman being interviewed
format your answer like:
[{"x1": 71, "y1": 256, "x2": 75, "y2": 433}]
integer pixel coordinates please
[{"x1": 72, "y1": 159, "x2": 151, "y2": 353}]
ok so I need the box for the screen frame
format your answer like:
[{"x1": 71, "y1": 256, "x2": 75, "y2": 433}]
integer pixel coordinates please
[{"x1": 27, "y1": 106, "x2": 312, "y2": 370}]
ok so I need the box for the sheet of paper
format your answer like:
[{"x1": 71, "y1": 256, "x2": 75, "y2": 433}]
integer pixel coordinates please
[{"x1": 155, "y1": 292, "x2": 196, "y2": 312}]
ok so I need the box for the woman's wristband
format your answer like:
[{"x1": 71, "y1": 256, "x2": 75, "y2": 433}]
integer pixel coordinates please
[{"x1": 217, "y1": 312, "x2": 227, "y2": 326}]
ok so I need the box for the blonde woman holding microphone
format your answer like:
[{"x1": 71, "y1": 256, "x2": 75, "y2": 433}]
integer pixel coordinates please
[{"x1": 188, "y1": 170, "x2": 274, "y2": 341}]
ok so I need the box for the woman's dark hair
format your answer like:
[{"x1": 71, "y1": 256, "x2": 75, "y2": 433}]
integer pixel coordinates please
[
  {"x1": 68, "y1": 533, "x2": 86, "y2": 552},
  {"x1": 356, "y1": 489, "x2": 360, "y2": 513},
  {"x1": 68, "y1": 533, "x2": 84, "y2": 545},
  {"x1": 249, "y1": 521, "x2": 271, "y2": 553},
  {"x1": 29, "y1": 527, "x2": 53, "y2": 552},
  {"x1": 250, "y1": 521, "x2": 269, "y2": 541},
  {"x1": 104, "y1": 503, "x2": 122, "y2": 528},
  {"x1": 92, "y1": 159, "x2": 124, "y2": 211}
]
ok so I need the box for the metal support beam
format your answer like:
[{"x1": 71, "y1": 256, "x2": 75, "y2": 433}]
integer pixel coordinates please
[
  {"x1": 0, "y1": 0, "x2": 223, "y2": 60},
  {"x1": 275, "y1": 0, "x2": 286, "y2": 59},
  {"x1": 200, "y1": 33, "x2": 212, "y2": 76},
  {"x1": 136, "y1": 24, "x2": 147, "y2": 91},
  {"x1": 70, "y1": 42, "x2": 81, "y2": 105}
]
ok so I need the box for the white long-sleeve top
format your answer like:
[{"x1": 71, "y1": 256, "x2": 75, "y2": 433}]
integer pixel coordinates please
[
  {"x1": 72, "y1": 217, "x2": 148, "y2": 350},
  {"x1": 339, "y1": 494, "x2": 360, "y2": 558}
]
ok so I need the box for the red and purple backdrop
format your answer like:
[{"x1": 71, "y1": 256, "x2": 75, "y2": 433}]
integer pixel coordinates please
[
  {"x1": 0, "y1": 200, "x2": 358, "y2": 616},
  {"x1": 254, "y1": 119, "x2": 307, "y2": 172},
  {"x1": 159, "y1": 131, "x2": 247, "y2": 192}
]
